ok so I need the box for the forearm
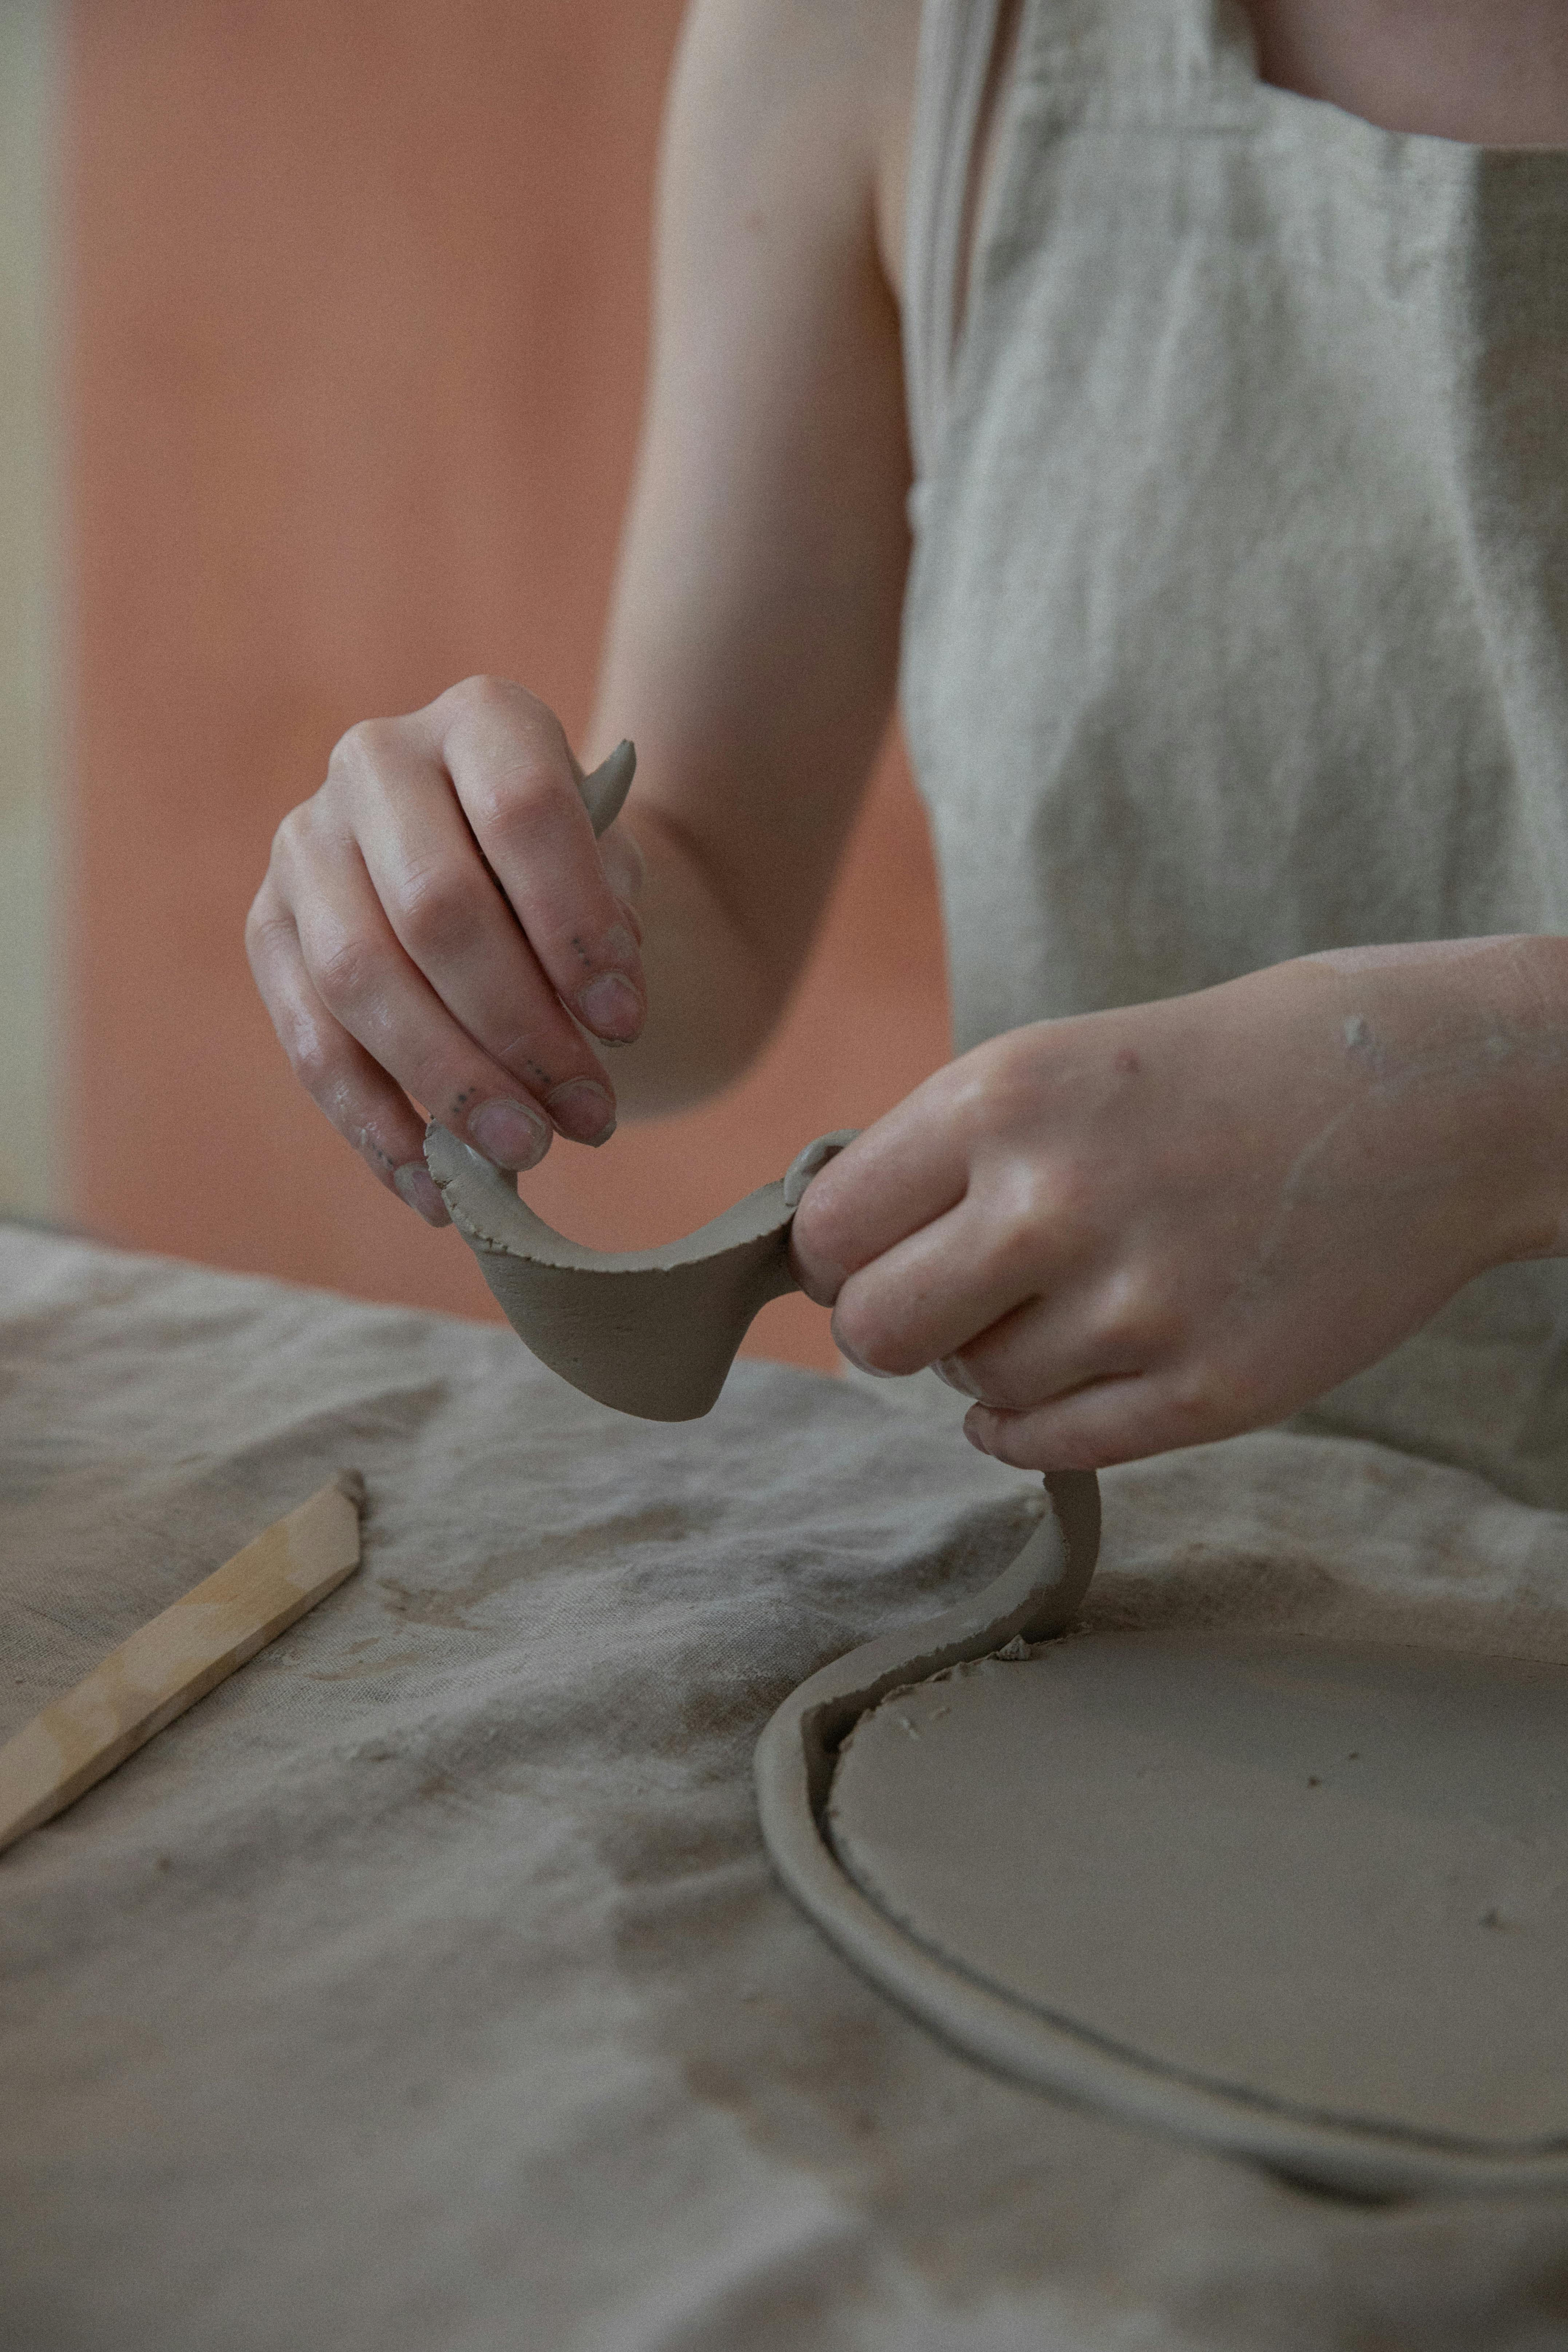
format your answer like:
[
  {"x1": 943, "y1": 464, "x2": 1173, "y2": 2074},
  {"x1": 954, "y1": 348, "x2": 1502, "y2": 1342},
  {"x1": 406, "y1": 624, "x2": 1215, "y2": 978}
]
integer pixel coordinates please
[
  {"x1": 570, "y1": 0, "x2": 911, "y2": 1118},
  {"x1": 600, "y1": 797, "x2": 795, "y2": 1118},
  {"x1": 250, "y1": 0, "x2": 913, "y2": 1208},
  {"x1": 1300, "y1": 933, "x2": 1568, "y2": 1269}
]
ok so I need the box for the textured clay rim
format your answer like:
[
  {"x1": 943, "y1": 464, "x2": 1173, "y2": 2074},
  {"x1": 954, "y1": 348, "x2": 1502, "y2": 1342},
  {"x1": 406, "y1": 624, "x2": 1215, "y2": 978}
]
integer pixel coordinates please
[{"x1": 754, "y1": 1470, "x2": 1568, "y2": 2198}]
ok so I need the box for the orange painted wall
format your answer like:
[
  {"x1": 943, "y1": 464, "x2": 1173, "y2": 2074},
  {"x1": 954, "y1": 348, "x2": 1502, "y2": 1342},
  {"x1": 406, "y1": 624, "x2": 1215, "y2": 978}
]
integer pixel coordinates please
[{"x1": 67, "y1": 0, "x2": 949, "y2": 1372}]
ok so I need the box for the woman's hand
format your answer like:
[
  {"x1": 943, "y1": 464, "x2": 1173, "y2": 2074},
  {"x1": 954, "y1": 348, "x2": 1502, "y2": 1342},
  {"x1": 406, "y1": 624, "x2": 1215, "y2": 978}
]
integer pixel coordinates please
[
  {"x1": 247, "y1": 5, "x2": 921, "y2": 1224},
  {"x1": 247, "y1": 676, "x2": 647, "y2": 1225},
  {"x1": 790, "y1": 940, "x2": 1568, "y2": 1471}
]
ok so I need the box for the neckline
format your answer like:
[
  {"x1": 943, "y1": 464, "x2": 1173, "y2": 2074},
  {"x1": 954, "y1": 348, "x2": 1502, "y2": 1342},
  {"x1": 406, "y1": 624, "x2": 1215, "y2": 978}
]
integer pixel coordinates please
[{"x1": 1213, "y1": 0, "x2": 1568, "y2": 157}]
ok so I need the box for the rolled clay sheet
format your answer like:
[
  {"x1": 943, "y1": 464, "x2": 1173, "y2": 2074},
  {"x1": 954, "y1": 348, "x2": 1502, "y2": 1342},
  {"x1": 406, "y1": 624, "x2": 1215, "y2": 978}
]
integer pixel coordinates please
[
  {"x1": 757, "y1": 1458, "x2": 1568, "y2": 2197},
  {"x1": 426, "y1": 1126, "x2": 856, "y2": 1420},
  {"x1": 825, "y1": 1630, "x2": 1568, "y2": 2189}
]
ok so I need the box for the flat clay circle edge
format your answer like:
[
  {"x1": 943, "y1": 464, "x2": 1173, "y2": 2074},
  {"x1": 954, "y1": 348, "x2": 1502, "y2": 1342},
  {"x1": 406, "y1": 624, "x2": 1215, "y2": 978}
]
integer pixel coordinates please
[{"x1": 754, "y1": 1483, "x2": 1568, "y2": 2199}]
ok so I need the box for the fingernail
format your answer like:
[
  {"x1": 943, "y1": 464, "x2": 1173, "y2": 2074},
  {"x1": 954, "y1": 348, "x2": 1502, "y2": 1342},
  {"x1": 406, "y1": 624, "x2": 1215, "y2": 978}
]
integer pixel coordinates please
[
  {"x1": 937, "y1": 1355, "x2": 980, "y2": 1398},
  {"x1": 577, "y1": 972, "x2": 643, "y2": 1042},
  {"x1": 964, "y1": 1415, "x2": 995, "y2": 1456},
  {"x1": 393, "y1": 1162, "x2": 451, "y2": 1227},
  {"x1": 546, "y1": 1078, "x2": 616, "y2": 1145},
  {"x1": 835, "y1": 1333, "x2": 896, "y2": 1379},
  {"x1": 470, "y1": 1098, "x2": 551, "y2": 1171}
]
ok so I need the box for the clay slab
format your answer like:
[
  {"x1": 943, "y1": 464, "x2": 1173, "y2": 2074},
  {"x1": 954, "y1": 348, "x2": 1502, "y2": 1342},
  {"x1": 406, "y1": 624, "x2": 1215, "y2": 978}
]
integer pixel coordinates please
[
  {"x1": 427, "y1": 1127, "x2": 855, "y2": 1420},
  {"x1": 758, "y1": 1494, "x2": 1568, "y2": 2196}
]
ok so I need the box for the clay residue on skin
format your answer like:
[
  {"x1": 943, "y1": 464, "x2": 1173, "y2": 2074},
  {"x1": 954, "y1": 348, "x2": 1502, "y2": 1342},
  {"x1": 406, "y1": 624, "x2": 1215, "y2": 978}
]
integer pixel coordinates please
[{"x1": 1240, "y1": 942, "x2": 1568, "y2": 1294}]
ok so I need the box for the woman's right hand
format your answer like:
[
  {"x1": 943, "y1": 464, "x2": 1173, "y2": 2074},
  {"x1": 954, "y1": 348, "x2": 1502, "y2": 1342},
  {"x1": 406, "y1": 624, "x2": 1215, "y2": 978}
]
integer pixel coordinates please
[
  {"x1": 248, "y1": 0, "x2": 922, "y2": 1224},
  {"x1": 246, "y1": 674, "x2": 648, "y2": 1226}
]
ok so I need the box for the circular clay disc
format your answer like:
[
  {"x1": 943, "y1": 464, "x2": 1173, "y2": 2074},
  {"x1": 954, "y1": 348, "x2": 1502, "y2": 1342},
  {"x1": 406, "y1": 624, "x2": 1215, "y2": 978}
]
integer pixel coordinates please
[{"x1": 822, "y1": 1631, "x2": 1568, "y2": 2189}]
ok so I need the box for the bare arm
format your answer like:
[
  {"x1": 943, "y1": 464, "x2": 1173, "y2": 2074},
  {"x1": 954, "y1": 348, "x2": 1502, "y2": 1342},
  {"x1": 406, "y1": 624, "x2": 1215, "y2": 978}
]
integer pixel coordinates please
[
  {"x1": 590, "y1": 0, "x2": 916, "y2": 1112},
  {"x1": 247, "y1": 0, "x2": 917, "y2": 1215}
]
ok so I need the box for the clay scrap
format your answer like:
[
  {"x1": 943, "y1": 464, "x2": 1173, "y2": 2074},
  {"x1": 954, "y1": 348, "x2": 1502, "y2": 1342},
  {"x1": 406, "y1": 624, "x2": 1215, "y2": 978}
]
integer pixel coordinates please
[
  {"x1": 574, "y1": 737, "x2": 637, "y2": 834},
  {"x1": 427, "y1": 1127, "x2": 854, "y2": 1420}
]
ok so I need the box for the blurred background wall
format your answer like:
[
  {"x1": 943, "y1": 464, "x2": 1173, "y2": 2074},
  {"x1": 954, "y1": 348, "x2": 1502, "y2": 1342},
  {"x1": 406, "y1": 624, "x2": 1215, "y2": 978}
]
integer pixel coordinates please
[
  {"x1": 18, "y1": 0, "x2": 949, "y2": 1371},
  {"x1": 0, "y1": 0, "x2": 60, "y2": 1221}
]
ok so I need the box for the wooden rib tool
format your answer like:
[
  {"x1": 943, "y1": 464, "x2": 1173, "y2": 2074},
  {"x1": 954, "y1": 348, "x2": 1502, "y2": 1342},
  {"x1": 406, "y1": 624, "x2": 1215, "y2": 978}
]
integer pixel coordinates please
[{"x1": 0, "y1": 1472, "x2": 364, "y2": 1857}]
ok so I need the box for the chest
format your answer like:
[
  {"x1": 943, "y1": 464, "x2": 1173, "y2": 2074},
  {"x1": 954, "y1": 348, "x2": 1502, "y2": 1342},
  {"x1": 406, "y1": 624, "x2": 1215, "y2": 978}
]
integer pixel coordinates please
[
  {"x1": 879, "y1": 0, "x2": 1568, "y2": 315},
  {"x1": 1240, "y1": 0, "x2": 1568, "y2": 146}
]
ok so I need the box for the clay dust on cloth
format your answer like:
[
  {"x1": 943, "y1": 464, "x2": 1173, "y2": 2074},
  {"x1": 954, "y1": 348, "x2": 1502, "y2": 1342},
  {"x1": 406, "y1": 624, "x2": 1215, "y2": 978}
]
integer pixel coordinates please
[{"x1": 5, "y1": 1223, "x2": 1568, "y2": 2352}]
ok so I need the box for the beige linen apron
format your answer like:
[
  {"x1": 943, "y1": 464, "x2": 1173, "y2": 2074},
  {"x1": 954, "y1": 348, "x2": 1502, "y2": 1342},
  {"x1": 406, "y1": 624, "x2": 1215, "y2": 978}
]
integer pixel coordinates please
[{"x1": 900, "y1": 0, "x2": 1568, "y2": 1505}]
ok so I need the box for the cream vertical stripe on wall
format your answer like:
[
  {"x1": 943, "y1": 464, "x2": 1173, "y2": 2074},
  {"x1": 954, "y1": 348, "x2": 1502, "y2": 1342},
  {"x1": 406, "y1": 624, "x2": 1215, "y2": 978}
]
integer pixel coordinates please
[{"x1": 0, "y1": 0, "x2": 60, "y2": 1219}]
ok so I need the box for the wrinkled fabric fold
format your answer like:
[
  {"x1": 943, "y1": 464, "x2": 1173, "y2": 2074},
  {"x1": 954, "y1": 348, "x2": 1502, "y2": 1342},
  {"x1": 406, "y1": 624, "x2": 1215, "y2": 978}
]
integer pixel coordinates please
[
  {"x1": 10, "y1": 1225, "x2": 1568, "y2": 2345},
  {"x1": 902, "y1": 0, "x2": 1568, "y2": 1503}
]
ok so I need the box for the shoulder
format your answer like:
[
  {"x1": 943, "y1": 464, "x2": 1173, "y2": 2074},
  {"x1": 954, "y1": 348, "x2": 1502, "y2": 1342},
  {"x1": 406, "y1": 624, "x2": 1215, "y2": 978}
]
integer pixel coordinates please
[{"x1": 669, "y1": 0, "x2": 920, "y2": 296}]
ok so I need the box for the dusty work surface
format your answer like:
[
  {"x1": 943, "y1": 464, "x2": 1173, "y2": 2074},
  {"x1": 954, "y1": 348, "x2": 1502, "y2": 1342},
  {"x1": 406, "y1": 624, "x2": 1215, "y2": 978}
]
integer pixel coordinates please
[{"x1": 7, "y1": 1225, "x2": 1568, "y2": 2351}]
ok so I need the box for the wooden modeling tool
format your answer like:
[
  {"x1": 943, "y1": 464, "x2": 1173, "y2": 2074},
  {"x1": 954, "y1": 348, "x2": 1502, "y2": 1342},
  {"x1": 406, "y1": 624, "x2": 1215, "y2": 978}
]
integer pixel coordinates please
[{"x1": 0, "y1": 1471, "x2": 364, "y2": 1858}]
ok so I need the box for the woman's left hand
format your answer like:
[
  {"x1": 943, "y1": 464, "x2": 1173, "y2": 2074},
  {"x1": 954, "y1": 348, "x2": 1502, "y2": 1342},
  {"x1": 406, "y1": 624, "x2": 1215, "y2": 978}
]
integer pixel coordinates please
[{"x1": 789, "y1": 940, "x2": 1568, "y2": 1471}]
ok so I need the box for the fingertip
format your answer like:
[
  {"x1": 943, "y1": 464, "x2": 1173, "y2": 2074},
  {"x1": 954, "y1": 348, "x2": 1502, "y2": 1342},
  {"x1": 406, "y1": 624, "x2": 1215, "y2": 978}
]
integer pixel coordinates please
[
  {"x1": 967, "y1": 1396, "x2": 1123, "y2": 1475},
  {"x1": 831, "y1": 1326, "x2": 898, "y2": 1378},
  {"x1": 785, "y1": 1203, "x2": 844, "y2": 1309},
  {"x1": 965, "y1": 1404, "x2": 1051, "y2": 1469},
  {"x1": 576, "y1": 972, "x2": 644, "y2": 1043},
  {"x1": 394, "y1": 1161, "x2": 452, "y2": 1227},
  {"x1": 788, "y1": 1239, "x2": 845, "y2": 1309},
  {"x1": 784, "y1": 1134, "x2": 864, "y2": 1295},
  {"x1": 544, "y1": 1079, "x2": 617, "y2": 1147},
  {"x1": 469, "y1": 1097, "x2": 553, "y2": 1171}
]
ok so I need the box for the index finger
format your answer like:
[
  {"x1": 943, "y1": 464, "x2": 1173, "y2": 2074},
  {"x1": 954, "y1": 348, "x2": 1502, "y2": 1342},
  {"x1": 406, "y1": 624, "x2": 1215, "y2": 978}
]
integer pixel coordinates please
[
  {"x1": 433, "y1": 679, "x2": 647, "y2": 1046},
  {"x1": 789, "y1": 1072, "x2": 972, "y2": 1304}
]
